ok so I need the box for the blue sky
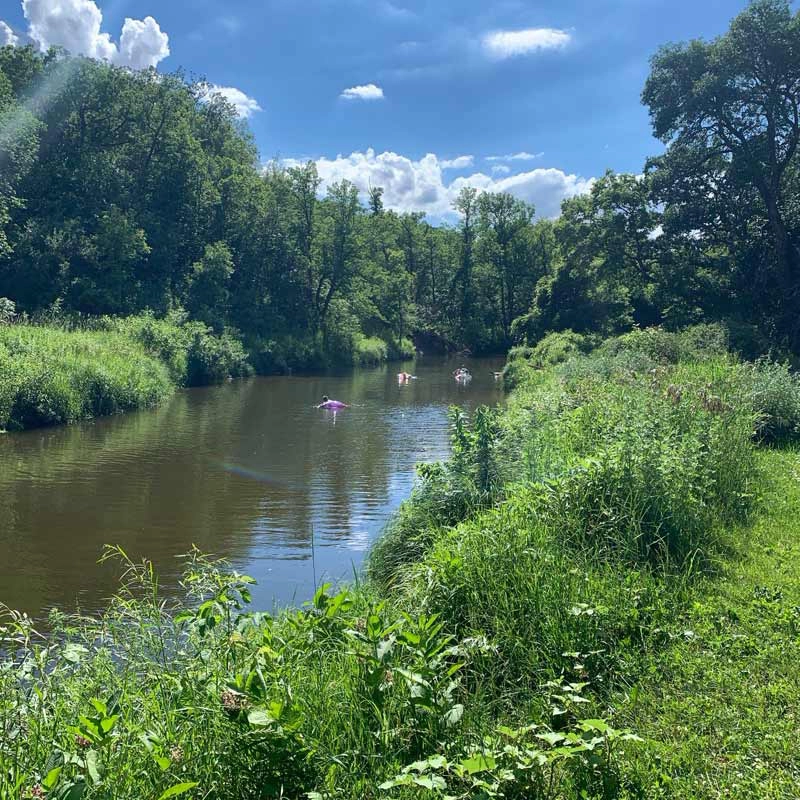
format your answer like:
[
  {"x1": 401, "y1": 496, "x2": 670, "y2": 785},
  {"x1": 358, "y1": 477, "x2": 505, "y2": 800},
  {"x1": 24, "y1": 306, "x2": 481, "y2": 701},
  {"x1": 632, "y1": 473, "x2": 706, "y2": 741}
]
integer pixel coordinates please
[{"x1": 1, "y1": 0, "x2": 754, "y2": 218}]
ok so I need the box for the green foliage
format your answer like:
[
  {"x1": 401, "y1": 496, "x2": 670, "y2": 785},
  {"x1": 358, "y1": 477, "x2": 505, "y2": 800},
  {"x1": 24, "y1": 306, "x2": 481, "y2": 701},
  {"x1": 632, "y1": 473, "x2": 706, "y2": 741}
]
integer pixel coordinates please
[
  {"x1": 187, "y1": 242, "x2": 234, "y2": 333},
  {"x1": 0, "y1": 297, "x2": 16, "y2": 325},
  {"x1": 368, "y1": 406, "x2": 506, "y2": 590},
  {"x1": 740, "y1": 359, "x2": 800, "y2": 441},
  {"x1": 185, "y1": 329, "x2": 251, "y2": 386},
  {"x1": 527, "y1": 330, "x2": 594, "y2": 368},
  {"x1": 0, "y1": 324, "x2": 172, "y2": 431},
  {"x1": 0, "y1": 551, "x2": 552, "y2": 800},
  {"x1": 353, "y1": 335, "x2": 389, "y2": 366},
  {"x1": 3, "y1": 341, "x2": 799, "y2": 796},
  {"x1": 0, "y1": 314, "x2": 253, "y2": 430},
  {"x1": 3, "y1": 2, "x2": 800, "y2": 382},
  {"x1": 612, "y1": 447, "x2": 800, "y2": 798},
  {"x1": 381, "y1": 713, "x2": 643, "y2": 799},
  {"x1": 109, "y1": 312, "x2": 251, "y2": 387},
  {"x1": 504, "y1": 330, "x2": 596, "y2": 389},
  {"x1": 643, "y1": 0, "x2": 800, "y2": 352}
]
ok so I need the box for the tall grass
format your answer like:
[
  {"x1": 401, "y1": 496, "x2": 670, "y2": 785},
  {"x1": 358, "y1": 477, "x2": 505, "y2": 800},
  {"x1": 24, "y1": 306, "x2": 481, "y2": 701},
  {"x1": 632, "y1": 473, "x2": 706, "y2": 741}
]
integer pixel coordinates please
[
  {"x1": 0, "y1": 549, "x2": 629, "y2": 800},
  {"x1": 0, "y1": 325, "x2": 172, "y2": 431},
  {"x1": 0, "y1": 313, "x2": 253, "y2": 431}
]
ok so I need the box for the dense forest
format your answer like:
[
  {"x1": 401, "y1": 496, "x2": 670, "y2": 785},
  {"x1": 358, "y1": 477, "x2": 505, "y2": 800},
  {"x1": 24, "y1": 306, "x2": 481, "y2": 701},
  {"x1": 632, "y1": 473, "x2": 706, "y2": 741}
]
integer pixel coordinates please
[{"x1": 1, "y1": 0, "x2": 800, "y2": 370}]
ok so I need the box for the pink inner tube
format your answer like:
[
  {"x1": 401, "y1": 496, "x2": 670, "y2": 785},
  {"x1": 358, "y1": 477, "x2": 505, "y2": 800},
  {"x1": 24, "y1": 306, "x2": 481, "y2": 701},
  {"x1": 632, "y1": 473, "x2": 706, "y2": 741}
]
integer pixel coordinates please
[{"x1": 318, "y1": 400, "x2": 348, "y2": 409}]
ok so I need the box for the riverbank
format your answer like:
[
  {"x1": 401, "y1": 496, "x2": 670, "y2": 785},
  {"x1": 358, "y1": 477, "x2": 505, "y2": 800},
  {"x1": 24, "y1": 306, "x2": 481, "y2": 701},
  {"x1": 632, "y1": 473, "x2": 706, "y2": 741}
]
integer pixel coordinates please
[
  {"x1": 2, "y1": 328, "x2": 799, "y2": 798},
  {"x1": 0, "y1": 312, "x2": 418, "y2": 431}
]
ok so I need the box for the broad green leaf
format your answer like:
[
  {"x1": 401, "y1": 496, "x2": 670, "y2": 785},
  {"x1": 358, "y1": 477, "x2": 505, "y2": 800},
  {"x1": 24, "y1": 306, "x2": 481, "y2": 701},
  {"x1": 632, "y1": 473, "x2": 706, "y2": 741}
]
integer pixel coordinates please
[
  {"x1": 247, "y1": 708, "x2": 273, "y2": 727},
  {"x1": 43, "y1": 766, "x2": 62, "y2": 790},
  {"x1": 156, "y1": 782, "x2": 199, "y2": 800},
  {"x1": 85, "y1": 750, "x2": 101, "y2": 784},
  {"x1": 443, "y1": 703, "x2": 464, "y2": 727},
  {"x1": 62, "y1": 643, "x2": 88, "y2": 663},
  {"x1": 460, "y1": 754, "x2": 496, "y2": 775}
]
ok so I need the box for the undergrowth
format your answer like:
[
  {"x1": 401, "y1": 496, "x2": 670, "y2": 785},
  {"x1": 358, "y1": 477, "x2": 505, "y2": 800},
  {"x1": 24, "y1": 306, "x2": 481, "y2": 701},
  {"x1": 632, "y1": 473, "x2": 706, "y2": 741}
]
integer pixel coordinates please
[{"x1": 2, "y1": 327, "x2": 799, "y2": 797}]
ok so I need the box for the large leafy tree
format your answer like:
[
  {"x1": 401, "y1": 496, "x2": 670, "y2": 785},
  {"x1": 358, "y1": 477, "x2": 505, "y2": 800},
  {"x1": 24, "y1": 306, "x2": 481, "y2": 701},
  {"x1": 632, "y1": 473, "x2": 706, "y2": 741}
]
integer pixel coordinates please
[{"x1": 643, "y1": 0, "x2": 800, "y2": 344}]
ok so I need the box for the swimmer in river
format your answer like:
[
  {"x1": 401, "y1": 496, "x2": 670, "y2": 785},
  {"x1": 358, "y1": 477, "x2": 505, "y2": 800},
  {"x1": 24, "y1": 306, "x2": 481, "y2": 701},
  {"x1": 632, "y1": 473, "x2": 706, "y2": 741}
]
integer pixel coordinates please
[
  {"x1": 397, "y1": 372, "x2": 415, "y2": 382},
  {"x1": 317, "y1": 395, "x2": 349, "y2": 409}
]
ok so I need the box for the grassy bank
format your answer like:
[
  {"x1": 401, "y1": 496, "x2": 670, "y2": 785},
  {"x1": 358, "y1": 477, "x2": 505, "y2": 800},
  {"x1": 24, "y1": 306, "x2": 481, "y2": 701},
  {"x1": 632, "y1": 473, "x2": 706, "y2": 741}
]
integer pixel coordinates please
[
  {"x1": 0, "y1": 305, "x2": 418, "y2": 431},
  {"x1": 0, "y1": 325, "x2": 173, "y2": 431},
  {"x1": 0, "y1": 314, "x2": 251, "y2": 432},
  {"x1": 2, "y1": 328, "x2": 799, "y2": 798}
]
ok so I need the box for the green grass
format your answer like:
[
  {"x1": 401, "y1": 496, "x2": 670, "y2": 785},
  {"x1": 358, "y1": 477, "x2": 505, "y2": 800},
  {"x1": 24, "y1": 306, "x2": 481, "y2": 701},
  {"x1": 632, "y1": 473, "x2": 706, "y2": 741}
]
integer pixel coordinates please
[
  {"x1": 0, "y1": 324, "x2": 173, "y2": 431},
  {"x1": 613, "y1": 446, "x2": 800, "y2": 798},
  {"x1": 0, "y1": 314, "x2": 252, "y2": 431},
  {"x1": 2, "y1": 333, "x2": 799, "y2": 798}
]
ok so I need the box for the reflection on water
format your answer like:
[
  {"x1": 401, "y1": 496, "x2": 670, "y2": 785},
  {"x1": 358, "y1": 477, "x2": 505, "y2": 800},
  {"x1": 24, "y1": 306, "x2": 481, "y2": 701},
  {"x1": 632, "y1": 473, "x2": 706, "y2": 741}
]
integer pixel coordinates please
[{"x1": 0, "y1": 356, "x2": 504, "y2": 617}]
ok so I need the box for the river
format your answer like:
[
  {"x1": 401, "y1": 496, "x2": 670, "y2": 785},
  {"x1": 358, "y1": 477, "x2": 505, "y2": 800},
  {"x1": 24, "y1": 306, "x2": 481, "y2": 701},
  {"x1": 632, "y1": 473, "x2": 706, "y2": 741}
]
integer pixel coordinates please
[{"x1": 0, "y1": 356, "x2": 504, "y2": 618}]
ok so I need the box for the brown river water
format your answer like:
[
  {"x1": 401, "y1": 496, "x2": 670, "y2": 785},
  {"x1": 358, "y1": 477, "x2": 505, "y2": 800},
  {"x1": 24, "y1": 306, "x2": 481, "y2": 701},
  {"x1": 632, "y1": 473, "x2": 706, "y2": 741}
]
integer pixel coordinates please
[{"x1": 0, "y1": 356, "x2": 505, "y2": 618}]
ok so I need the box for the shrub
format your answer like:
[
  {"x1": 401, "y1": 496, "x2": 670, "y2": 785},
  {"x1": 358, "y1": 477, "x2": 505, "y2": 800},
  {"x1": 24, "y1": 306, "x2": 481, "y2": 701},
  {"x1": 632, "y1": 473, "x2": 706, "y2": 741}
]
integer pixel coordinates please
[
  {"x1": 353, "y1": 335, "x2": 389, "y2": 366},
  {"x1": 0, "y1": 297, "x2": 16, "y2": 325},
  {"x1": 186, "y1": 328, "x2": 251, "y2": 386},
  {"x1": 113, "y1": 311, "x2": 193, "y2": 383},
  {"x1": 113, "y1": 312, "x2": 252, "y2": 386},
  {"x1": 529, "y1": 329, "x2": 594, "y2": 368},
  {"x1": 369, "y1": 407, "x2": 506, "y2": 589},
  {"x1": 503, "y1": 331, "x2": 596, "y2": 390},
  {"x1": 388, "y1": 336, "x2": 416, "y2": 360},
  {"x1": 677, "y1": 322, "x2": 730, "y2": 360},
  {"x1": 740, "y1": 358, "x2": 800, "y2": 441}
]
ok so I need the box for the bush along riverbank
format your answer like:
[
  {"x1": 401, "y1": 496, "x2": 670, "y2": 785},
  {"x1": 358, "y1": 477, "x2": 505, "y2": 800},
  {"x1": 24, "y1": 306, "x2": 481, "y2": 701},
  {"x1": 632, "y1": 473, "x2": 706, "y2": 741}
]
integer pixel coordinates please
[
  {"x1": 0, "y1": 305, "x2": 417, "y2": 431},
  {"x1": 0, "y1": 311, "x2": 251, "y2": 432},
  {"x1": 2, "y1": 326, "x2": 800, "y2": 798}
]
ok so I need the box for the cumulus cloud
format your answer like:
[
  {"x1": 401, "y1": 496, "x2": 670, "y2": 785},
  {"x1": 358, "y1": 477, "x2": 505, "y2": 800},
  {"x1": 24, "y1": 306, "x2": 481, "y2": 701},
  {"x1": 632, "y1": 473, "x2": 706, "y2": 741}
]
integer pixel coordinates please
[
  {"x1": 340, "y1": 83, "x2": 385, "y2": 101},
  {"x1": 117, "y1": 17, "x2": 169, "y2": 70},
  {"x1": 486, "y1": 151, "x2": 543, "y2": 163},
  {"x1": 483, "y1": 28, "x2": 571, "y2": 59},
  {"x1": 21, "y1": 0, "x2": 169, "y2": 68},
  {"x1": 201, "y1": 84, "x2": 262, "y2": 118},
  {"x1": 0, "y1": 21, "x2": 19, "y2": 46},
  {"x1": 441, "y1": 155, "x2": 474, "y2": 169},
  {"x1": 283, "y1": 149, "x2": 592, "y2": 220},
  {"x1": 491, "y1": 164, "x2": 511, "y2": 175}
]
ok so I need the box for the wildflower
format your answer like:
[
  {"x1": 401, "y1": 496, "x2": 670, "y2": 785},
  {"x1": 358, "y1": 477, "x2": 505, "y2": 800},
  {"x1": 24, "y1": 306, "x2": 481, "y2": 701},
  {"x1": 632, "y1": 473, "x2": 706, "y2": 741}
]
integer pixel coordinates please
[
  {"x1": 170, "y1": 745, "x2": 184, "y2": 763},
  {"x1": 74, "y1": 734, "x2": 92, "y2": 749},
  {"x1": 220, "y1": 689, "x2": 247, "y2": 712},
  {"x1": 29, "y1": 786, "x2": 45, "y2": 799}
]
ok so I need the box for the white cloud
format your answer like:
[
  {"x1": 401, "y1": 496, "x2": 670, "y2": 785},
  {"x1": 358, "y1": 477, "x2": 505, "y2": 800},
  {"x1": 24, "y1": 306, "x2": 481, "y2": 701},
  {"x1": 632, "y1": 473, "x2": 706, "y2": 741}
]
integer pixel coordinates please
[
  {"x1": 21, "y1": 0, "x2": 169, "y2": 68},
  {"x1": 202, "y1": 85, "x2": 262, "y2": 118},
  {"x1": 340, "y1": 83, "x2": 385, "y2": 101},
  {"x1": 483, "y1": 28, "x2": 571, "y2": 59},
  {"x1": 0, "y1": 21, "x2": 19, "y2": 46},
  {"x1": 486, "y1": 151, "x2": 543, "y2": 162},
  {"x1": 441, "y1": 155, "x2": 474, "y2": 169},
  {"x1": 479, "y1": 168, "x2": 594, "y2": 217},
  {"x1": 282, "y1": 149, "x2": 593, "y2": 220},
  {"x1": 491, "y1": 164, "x2": 511, "y2": 175},
  {"x1": 117, "y1": 17, "x2": 169, "y2": 70}
]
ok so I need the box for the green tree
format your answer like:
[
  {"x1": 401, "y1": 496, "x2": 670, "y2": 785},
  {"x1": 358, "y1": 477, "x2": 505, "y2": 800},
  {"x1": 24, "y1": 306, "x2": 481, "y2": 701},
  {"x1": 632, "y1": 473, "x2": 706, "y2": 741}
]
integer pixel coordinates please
[
  {"x1": 477, "y1": 191, "x2": 536, "y2": 344},
  {"x1": 187, "y1": 241, "x2": 235, "y2": 332},
  {"x1": 643, "y1": 0, "x2": 800, "y2": 344}
]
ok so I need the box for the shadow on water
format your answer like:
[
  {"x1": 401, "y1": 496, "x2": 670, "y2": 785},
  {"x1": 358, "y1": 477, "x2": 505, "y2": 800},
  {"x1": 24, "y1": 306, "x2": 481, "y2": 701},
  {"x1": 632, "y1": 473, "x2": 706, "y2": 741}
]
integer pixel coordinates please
[{"x1": 0, "y1": 356, "x2": 505, "y2": 617}]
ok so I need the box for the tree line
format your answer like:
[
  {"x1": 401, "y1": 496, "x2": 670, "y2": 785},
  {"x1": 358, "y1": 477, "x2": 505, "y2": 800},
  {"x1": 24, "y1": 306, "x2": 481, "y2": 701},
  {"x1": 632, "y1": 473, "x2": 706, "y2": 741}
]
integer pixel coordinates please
[{"x1": 1, "y1": 0, "x2": 799, "y2": 367}]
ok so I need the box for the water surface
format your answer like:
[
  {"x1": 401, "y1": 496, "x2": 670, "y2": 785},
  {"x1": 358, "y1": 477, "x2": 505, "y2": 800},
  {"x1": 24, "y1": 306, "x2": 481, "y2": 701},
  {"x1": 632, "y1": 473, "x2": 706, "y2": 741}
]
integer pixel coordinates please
[{"x1": 0, "y1": 357, "x2": 504, "y2": 617}]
